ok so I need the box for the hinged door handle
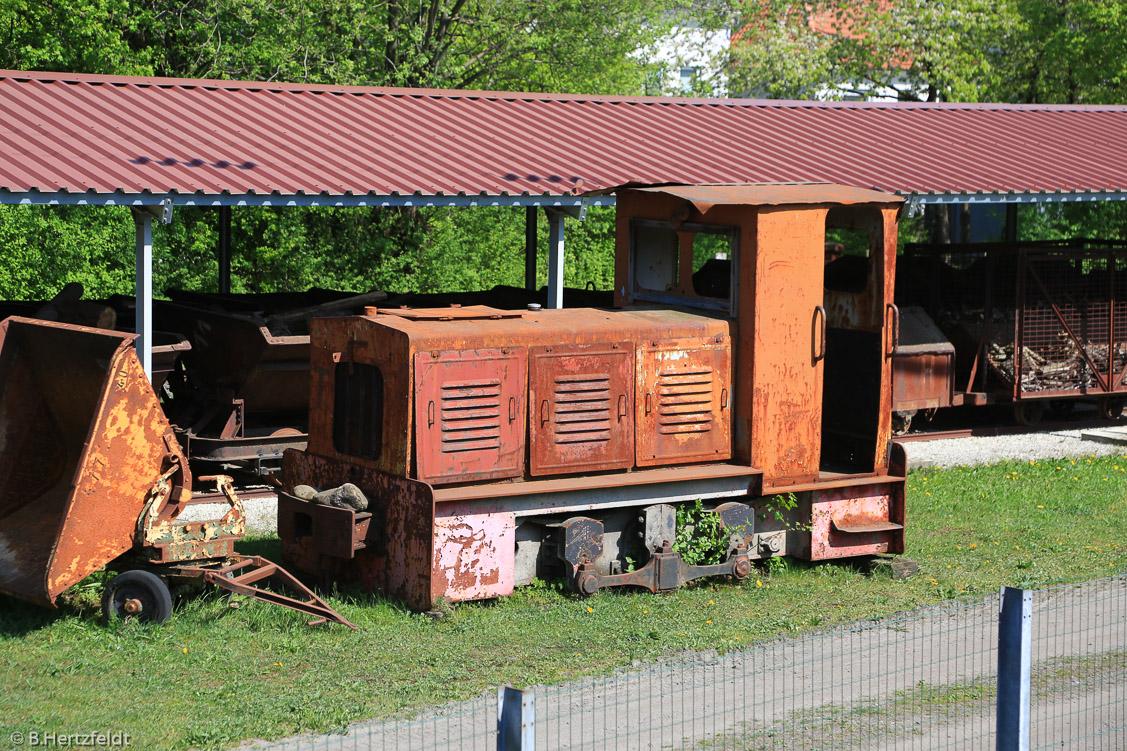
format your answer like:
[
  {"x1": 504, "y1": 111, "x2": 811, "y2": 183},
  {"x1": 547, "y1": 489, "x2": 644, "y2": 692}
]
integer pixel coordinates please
[
  {"x1": 887, "y1": 302, "x2": 901, "y2": 356},
  {"x1": 618, "y1": 394, "x2": 627, "y2": 421},
  {"x1": 540, "y1": 399, "x2": 549, "y2": 426},
  {"x1": 645, "y1": 392, "x2": 653, "y2": 415},
  {"x1": 814, "y1": 305, "x2": 828, "y2": 361},
  {"x1": 510, "y1": 396, "x2": 518, "y2": 424},
  {"x1": 427, "y1": 400, "x2": 436, "y2": 428},
  {"x1": 720, "y1": 388, "x2": 729, "y2": 410}
]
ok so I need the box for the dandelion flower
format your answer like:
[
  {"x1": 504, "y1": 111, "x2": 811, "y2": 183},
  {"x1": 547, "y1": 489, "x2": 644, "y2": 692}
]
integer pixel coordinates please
[
  {"x1": 756, "y1": 580, "x2": 762, "y2": 587},
  {"x1": 586, "y1": 606, "x2": 593, "y2": 613}
]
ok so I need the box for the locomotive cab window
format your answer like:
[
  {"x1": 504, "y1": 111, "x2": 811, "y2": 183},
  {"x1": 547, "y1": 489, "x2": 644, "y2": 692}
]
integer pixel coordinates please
[
  {"x1": 824, "y1": 207, "x2": 876, "y2": 294},
  {"x1": 333, "y1": 361, "x2": 384, "y2": 460},
  {"x1": 630, "y1": 219, "x2": 737, "y2": 313}
]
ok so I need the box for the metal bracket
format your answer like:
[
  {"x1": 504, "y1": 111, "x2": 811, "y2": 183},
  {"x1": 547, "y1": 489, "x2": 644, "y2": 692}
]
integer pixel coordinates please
[
  {"x1": 131, "y1": 198, "x2": 174, "y2": 225},
  {"x1": 547, "y1": 198, "x2": 588, "y2": 222}
]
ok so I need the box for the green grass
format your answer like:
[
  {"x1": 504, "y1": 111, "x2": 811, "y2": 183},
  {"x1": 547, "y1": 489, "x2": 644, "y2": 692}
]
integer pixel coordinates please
[{"x1": 2, "y1": 454, "x2": 1126, "y2": 750}]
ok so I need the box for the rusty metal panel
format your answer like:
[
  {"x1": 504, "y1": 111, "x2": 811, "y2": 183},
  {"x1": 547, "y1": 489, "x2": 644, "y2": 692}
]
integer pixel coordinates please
[
  {"x1": 749, "y1": 208, "x2": 826, "y2": 486},
  {"x1": 432, "y1": 509, "x2": 515, "y2": 601},
  {"x1": 629, "y1": 184, "x2": 904, "y2": 213},
  {"x1": 893, "y1": 352, "x2": 954, "y2": 411},
  {"x1": 0, "y1": 317, "x2": 187, "y2": 608},
  {"x1": 280, "y1": 449, "x2": 435, "y2": 611},
  {"x1": 414, "y1": 348, "x2": 526, "y2": 485},
  {"x1": 892, "y1": 305, "x2": 955, "y2": 411},
  {"x1": 529, "y1": 342, "x2": 634, "y2": 476},
  {"x1": 636, "y1": 335, "x2": 732, "y2": 466},
  {"x1": 794, "y1": 481, "x2": 906, "y2": 561}
]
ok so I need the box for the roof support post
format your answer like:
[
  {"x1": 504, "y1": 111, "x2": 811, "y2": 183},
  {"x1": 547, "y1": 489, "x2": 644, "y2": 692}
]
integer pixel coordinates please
[
  {"x1": 218, "y1": 205, "x2": 232, "y2": 294},
  {"x1": 1004, "y1": 204, "x2": 1018, "y2": 243},
  {"x1": 132, "y1": 210, "x2": 153, "y2": 380},
  {"x1": 546, "y1": 209, "x2": 565, "y2": 309},
  {"x1": 131, "y1": 199, "x2": 172, "y2": 381},
  {"x1": 524, "y1": 206, "x2": 538, "y2": 291}
]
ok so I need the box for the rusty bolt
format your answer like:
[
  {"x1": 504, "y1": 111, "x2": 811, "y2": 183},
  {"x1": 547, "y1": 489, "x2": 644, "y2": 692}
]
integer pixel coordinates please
[
  {"x1": 123, "y1": 598, "x2": 143, "y2": 615},
  {"x1": 732, "y1": 556, "x2": 751, "y2": 580}
]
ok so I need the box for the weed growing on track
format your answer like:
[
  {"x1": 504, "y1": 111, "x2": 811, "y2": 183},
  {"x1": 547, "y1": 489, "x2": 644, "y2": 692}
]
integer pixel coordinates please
[{"x1": 2, "y1": 455, "x2": 1125, "y2": 749}]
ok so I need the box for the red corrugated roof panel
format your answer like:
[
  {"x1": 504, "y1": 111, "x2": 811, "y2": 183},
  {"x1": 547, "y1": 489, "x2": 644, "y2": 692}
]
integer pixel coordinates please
[{"x1": 2, "y1": 69, "x2": 1127, "y2": 203}]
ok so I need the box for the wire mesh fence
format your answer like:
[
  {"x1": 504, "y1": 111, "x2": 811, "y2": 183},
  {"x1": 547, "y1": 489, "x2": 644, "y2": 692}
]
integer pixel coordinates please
[
  {"x1": 253, "y1": 573, "x2": 1126, "y2": 751},
  {"x1": 1029, "y1": 576, "x2": 1127, "y2": 750}
]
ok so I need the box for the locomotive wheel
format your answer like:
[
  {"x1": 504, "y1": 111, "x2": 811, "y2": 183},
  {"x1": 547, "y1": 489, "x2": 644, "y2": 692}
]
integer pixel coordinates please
[
  {"x1": 1099, "y1": 397, "x2": 1125, "y2": 421},
  {"x1": 891, "y1": 411, "x2": 914, "y2": 435},
  {"x1": 1014, "y1": 402, "x2": 1044, "y2": 427},
  {"x1": 1049, "y1": 399, "x2": 1076, "y2": 418},
  {"x1": 102, "y1": 570, "x2": 173, "y2": 625}
]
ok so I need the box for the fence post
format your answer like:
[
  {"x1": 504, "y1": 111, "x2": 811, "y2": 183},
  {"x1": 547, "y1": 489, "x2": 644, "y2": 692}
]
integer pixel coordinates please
[
  {"x1": 497, "y1": 685, "x2": 535, "y2": 751},
  {"x1": 997, "y1": 586, "x2": 1032, "y2": 751}
]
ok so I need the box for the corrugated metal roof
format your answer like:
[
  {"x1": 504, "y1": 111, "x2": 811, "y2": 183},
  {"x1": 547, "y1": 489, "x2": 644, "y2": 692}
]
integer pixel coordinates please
[{"x1": 2, "y1": 69, "x2": 1127, "y2": 207}]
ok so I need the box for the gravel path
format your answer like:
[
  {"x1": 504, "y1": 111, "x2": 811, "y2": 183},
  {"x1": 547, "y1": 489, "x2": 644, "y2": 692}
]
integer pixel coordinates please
[{"x1": 902, "y1": 427, "x2": 1127, "y2": 471}]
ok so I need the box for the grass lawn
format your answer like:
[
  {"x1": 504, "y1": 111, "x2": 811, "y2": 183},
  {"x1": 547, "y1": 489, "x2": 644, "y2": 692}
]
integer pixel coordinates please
[{"x1": 2, "y1": 453, "x2": 1126, "y2": 750}]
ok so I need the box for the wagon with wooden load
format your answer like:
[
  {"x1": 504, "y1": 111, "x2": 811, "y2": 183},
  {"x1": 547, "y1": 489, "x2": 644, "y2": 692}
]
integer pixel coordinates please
[{"x1": 893, "y1": 240, "x2": 1127, "y2": 428}]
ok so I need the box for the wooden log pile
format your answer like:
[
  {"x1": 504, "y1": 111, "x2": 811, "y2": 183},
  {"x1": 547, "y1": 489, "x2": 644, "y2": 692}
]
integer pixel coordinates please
[{"x1": 959, "y1": 308, "x2": 1127, "y2": 392}]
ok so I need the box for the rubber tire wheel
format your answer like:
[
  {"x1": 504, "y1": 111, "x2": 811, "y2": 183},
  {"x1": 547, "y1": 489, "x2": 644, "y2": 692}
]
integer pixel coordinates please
[
  {"x1": 1014, "y1": 402, "x2": 1044, "y2": 427},
  {"x1": 102, "y1": 570, "x2": 173, "y2": 625}
]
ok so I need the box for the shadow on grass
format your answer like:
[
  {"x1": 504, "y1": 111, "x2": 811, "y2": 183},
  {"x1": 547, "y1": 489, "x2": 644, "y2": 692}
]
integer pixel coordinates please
[{"x1": 0, "y1": 593, "x2": 92, "y2": 637}]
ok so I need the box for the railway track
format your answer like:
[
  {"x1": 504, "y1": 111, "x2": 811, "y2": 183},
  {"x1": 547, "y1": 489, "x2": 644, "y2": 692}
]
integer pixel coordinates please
[{"x1": 894, "y1": 416, "x2": 1127, "y2": 443}]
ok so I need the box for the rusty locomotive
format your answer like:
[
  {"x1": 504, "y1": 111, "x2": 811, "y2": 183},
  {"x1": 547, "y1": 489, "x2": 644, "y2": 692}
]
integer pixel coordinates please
[{"x1": 277, "y1": 183, "x2": 910, "y2": 610}]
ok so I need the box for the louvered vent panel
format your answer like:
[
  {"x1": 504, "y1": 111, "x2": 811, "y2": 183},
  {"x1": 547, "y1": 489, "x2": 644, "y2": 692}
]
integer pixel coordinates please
[
  {"x1": 440, "y1": 379, "x2": 502, "y2": 453},
  {"x1": 656, "y1": 368, "x2": 715, "y2": 435},
  {"x1": 553, "y1": 374, "x2": 611, "y2": 444}
]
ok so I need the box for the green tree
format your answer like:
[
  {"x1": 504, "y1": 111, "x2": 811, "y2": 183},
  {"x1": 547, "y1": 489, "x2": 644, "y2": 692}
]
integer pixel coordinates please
[
  {"x1": 0, "y1": 0, "x2": 153, "y2": 73},
  {"x1": 730, "y1": 0, "x2": 1012, "y2": 101}
]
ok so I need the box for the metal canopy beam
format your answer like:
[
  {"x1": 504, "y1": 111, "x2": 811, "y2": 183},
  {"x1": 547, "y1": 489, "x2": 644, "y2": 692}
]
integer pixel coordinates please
[
  {"x1": 6, "y1": 189, "x2": 1127, "y2": 208},
  {"x1": 0, "y1": 190, "x2": 616, "y2": 209}
]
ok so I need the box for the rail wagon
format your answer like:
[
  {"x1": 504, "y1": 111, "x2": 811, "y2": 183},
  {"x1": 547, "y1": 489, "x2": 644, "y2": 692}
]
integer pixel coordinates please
[
  {"x1": 278, "y1": 183, "x2": 910, "y2": 610},
  {"x1": 893, "y1": 240, "x2": 1127, "y2": 430}
]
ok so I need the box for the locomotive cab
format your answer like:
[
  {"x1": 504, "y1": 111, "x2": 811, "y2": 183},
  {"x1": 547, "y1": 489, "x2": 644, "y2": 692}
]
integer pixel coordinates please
[
  {"x1": 615, "y1": 184, "x2": 902, "y2": 488},
  {"x1": 279, "y1": 183, "x2": 909, "y2": 610}
]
